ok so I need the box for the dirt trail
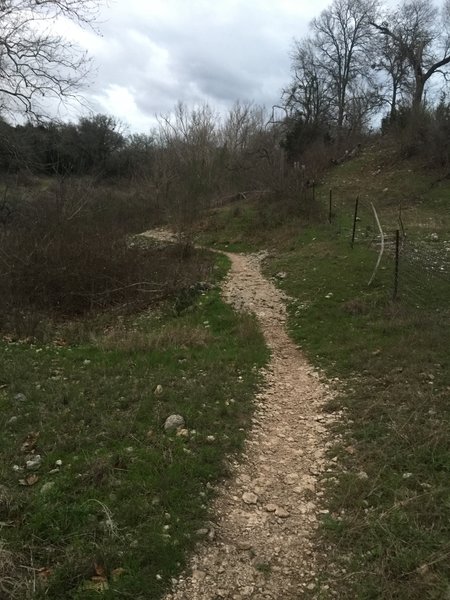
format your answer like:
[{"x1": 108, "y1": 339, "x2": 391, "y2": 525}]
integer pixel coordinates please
[{"x1": 143, "y1": 231, "x2": 336, "y2": 599}]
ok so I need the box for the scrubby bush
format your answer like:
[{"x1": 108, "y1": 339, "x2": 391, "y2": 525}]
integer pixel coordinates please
[
  {"x1": 385, "y1": 102, "x2": 450, "y2": 168},
  {"x1": 0, "y1": 179, "x2": 213, "y2": 334}
]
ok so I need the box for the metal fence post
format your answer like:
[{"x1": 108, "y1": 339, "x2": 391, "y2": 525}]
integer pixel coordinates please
[
  {"x1": 329, "y1": 189, "x2": 332, "y2": 224},
  {"x1": 393, "y1": 229, "x2": 400, "y2": 300},
  {"x1": 351, "y1": 196, "x2": 359, "y2": 248}
]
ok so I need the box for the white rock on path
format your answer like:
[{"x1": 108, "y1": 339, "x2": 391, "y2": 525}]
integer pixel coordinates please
[{"x1": 242, "y1": 492, "x2": 258, "y2": 505}]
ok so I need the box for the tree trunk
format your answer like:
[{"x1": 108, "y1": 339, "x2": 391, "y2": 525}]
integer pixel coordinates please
[
  {"x1": 412, "y1": 72, "x2": 425, "y2": 110},
  {"x1": 390, "y1": 83, "x2": 398, "y2": 122}
]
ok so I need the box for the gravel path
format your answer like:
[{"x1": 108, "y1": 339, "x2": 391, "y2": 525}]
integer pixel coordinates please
[{"x1": 143, "y1": 231, "x2": 337, "y2": 599}]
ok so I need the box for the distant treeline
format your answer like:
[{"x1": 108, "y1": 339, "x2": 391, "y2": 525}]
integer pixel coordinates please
[{"x1": 0, "y1": 114, "x2": 153, "y2": 178}]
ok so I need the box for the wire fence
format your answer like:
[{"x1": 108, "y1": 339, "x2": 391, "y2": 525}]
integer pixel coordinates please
[{"x1": 326, "y1": 189, "x2": 450, "y2": 313}]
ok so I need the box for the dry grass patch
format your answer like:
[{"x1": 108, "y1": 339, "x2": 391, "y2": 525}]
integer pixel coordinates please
[
  {"x1": 95, "y1": 323, "x2": 213, "y2": 352},
  {"x1": 0, "y1": 543, "x2": 31, "y2": 600}
]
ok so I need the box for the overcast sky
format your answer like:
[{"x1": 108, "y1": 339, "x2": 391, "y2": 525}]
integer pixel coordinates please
[{"x1": 63, "y1": 0, "x2": 332, "y2": 132}]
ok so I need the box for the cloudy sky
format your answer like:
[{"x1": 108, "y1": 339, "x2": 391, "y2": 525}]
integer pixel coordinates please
[{"x1": 63, "y1": 0, "x2": 332, "y2": 132}]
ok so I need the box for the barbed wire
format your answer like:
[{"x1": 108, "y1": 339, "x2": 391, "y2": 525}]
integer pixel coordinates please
[{"x1": 329, "y1": 191, "x2": 449, "y2": 312}]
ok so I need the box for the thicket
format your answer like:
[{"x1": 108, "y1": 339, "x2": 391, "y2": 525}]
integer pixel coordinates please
[{"x1": 0, "y1": 178, "x2": 214, "y2": 336}]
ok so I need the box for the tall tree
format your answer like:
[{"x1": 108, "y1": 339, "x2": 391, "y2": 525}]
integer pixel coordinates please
[
  {"x1": 311, "y1": 0, "x2": 379, "y2": 130},
  {"x1": 372, "y1": 27, "x2": 410, "y2": 121},
  {"x1": 0, "y1": 0, "x2": 101, "y2": 120},
  {"x1": 282, "y1": 38, "x2": 331, "y2": 125},
  {"x1": 371, "y1": 0, "x2": 450, "y2": 110}
]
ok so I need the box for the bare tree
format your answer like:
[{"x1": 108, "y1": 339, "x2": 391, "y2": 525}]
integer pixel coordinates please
[
  {"x1": 282, "y1": 38, "x2": 331, "y2": 125},
  {"x1": 371, "y1": 0, "x2": 450, "y2": 110},
  {"x1": 311, "y1": 0, "x2": 380, "y2": 131},
  {"x1": 0, "y1": 0, "x2": 101, "y2": 120},
  {"x1": 372, "y1": 27, "x2": 410, "y2": 121},
  {"x1": 155, "y1": 103, "x2": 220, "y2": 239},
  {"x1": 221, "y1": 101, "x2": 265, "y2": 156}
]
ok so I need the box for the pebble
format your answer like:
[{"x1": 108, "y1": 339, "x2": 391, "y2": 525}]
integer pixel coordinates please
[
  {"x1": 164, "y1": 415, "x2": 185, "y2": 431},
  {"x1": 195, "y1": 528, "x2": 209, "y2": 537},
  {"x1": 275, "y1": 507, "x2": 290, "y2": 518},
  {"x1": 26, "y1": 455, "x2": 42, "y2": 470},
  {"x1": 242, "y1": 492, "x2": 258, "y2": 505}
]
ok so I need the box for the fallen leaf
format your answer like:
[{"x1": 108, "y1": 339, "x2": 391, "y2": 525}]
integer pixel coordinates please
[
  {"x1": 21, "y1": 432, "x2": 40, "y2": 453},
  {"x1": 37, "y1": 567, "x2": 53, "y2": 579},
  {"x1": 94, "y1": 562, "x2": 107, "y2": 578},
  {"x1": 18, "y1": 474, "x2": 39, "y2": 486}
]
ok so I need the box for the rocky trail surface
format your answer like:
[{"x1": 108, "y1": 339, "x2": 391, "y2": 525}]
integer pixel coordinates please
[{"x1": 143, "y1": 230, "x2": 338, "y2": 599}]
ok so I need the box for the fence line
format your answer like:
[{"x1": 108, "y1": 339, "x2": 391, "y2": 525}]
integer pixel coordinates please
[{"x1": 325, "y1": 188, "x2": 450, "y2": 311}]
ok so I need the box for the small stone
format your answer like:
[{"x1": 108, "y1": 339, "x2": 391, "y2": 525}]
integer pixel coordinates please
[
  {"x1": 164, "y1": 415, "x2": 185, "y2": 431},
  {"x1": 14, "y1": 393, "x2": 26, "y2": 402},
  {"x1": 192, "y1": 570, "x2": 206, "y2": 581},
  {"x1": 265, "y1": 504, "x2": 278, "y2": 512},
  {"x1": 55, "y1": 459, "x2": 63, "y2": 467},
  {"x1": 206, "y1": 435, "x2": 216, "y2": 442},
  {"x1": 285, "y1": 473, "x2": 299, "y2": 484},
  {"x1": 242, "y1": 492, "x2": 258, "y2": 505},
  {"x1": 275, "y1": 507, "x2": 290, "y2": 518},
  {"x1": 237, "y1": 541, "x2": 253, "y2": 551},
  {"x1": 26, "y1": 455, "x2": 42, "y2": 470},
  {"x1": 7, "y1": 416, "x2": 18, "y2": 425},
  {"x1": 195, "y1": 528, "x2": 209, "y2": 537},
  {"x1": 154, "y1": 384, "x2": 163, "y2": 396},
  {"x1": 357, "y1": 471, "x2": 369, "y2": 480},
  {"x1": 40, "y1": 481, "x2": 55, "y2": 494},
  {"x1": 176, "y1": 428, "x2": 189, "y2": 438}
]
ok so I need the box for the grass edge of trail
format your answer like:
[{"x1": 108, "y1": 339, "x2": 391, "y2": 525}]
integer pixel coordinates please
[
  {"x1": 0, "y1": 251, "x2": 270, "y2": 600},
  {"x1": 263, "y1": 226, "x2": 450, "y2": 600}
]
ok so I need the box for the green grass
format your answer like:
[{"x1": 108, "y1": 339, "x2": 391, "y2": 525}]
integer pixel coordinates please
[
  {"x1": 0, "y1": 254, "x2": 269, "y2": 599},
  {"x1": 263, "y1": 225, "x2": 449, "y2": 599}
]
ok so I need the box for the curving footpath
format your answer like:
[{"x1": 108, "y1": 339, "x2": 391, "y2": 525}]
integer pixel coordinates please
[{"x1": 143, "y1": 231, "x2": 338, "y2": 600}]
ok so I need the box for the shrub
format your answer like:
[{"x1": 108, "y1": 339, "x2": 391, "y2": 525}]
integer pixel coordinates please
[{"x1": 0, "y1": 179, "x2": 213, "y2": 334}]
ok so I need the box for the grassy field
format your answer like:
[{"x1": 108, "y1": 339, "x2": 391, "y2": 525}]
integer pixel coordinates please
[
  {"x1": 198, "y1": 141, "x2": 450, "y2": 599},
  {"x1": 264, "y1": 228, "x2": 449, "y2": 599},
  {"x1": 0, "y1": 253, "x2": 269, "y2": 599}
]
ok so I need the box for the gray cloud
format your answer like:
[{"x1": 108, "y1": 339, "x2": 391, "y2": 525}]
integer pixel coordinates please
[{"x1": 64, "y1": 0, "x2": 332, "y2": 131}]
